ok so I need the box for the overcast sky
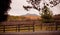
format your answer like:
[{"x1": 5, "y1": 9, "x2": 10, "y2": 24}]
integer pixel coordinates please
[{"x1": 8, "y1": 0, "x2": 60, "y2": 16}]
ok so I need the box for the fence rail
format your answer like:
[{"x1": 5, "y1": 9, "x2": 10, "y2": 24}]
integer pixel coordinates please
[
  {"x1": 0, "y1": 20, "x2": 60, "y2": 32},
  {"x1": 0, "y1": 23, "x2": 35, "y2": 32}
]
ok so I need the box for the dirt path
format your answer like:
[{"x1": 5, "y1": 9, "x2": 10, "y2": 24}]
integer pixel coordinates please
[{"x1": 0, "y1": 31, "x2": 60, "y2": 35}]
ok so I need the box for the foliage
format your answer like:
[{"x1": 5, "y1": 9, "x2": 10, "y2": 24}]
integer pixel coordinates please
[
  {"x1": 23, "y1": 0, "x2": 60, "y2": 23},
  {"x1": 0, "y1": 0, "x2": 11, "y2": 22},
  {"x1": 41, "y1": 6, "x2": 53, "y2": 23},
  {"x1": 23, "y1": 0, "x2": 60, "y2": 11}
]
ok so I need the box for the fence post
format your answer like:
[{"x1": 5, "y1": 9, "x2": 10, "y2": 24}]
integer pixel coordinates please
[
  {"x1": 17, "y1": 24, "x2": 20, "y2": 32},
  {"x1": 16, "y1": 25, "x2": 17, "y2": 32},
  {"x1": 55, "y1": 22, "x2": 57, "y2": 31},
  {"x1": 40, "y1": 23, "x2": 42, "y2": 30},
  {"x1": 3, "y1": 25, "x2": 5, "y2": 32},
  {"x1": 33, "y1": 21, "x2": 35, "y2": 32}
]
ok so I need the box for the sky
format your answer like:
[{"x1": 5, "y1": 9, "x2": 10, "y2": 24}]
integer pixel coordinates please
[{"x1": 8, "y1": 0, "x2": 60, "y2": 16}]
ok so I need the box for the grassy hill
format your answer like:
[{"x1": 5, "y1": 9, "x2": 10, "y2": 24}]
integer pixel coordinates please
[{"x1": 7, "y1": 15, "x2": 41, "y2": 21}]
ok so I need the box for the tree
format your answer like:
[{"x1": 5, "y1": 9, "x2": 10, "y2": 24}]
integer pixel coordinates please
[
  {"x1": 0, "y1": 0, "x2": 11, "y2": 22},
  {"x1": 23, "y1": 0, "x2": 60, "y2": 23},
  {"x1": 23, "y1": 0, "x2": 60, "y2": 11},
  {"x1": 41, "y1": 6, "x2": 53, "y2": 23}
]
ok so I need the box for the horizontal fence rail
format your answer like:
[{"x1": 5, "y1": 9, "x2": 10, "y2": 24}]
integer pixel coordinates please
[
  {"x1": 0, "y1": 20, "x2": 60, "y2": 32},
  {"x1": 0, "y1": 24, "x2": 35, "y2": 32}
]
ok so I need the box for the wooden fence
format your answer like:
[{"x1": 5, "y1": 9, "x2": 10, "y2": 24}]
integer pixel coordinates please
[
  {"x1": 0, "y1": 20, "x2": 60, "y2": 32},
  {"x1": 0, "y1": 24, "x2": 35, "y2": 32}
]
